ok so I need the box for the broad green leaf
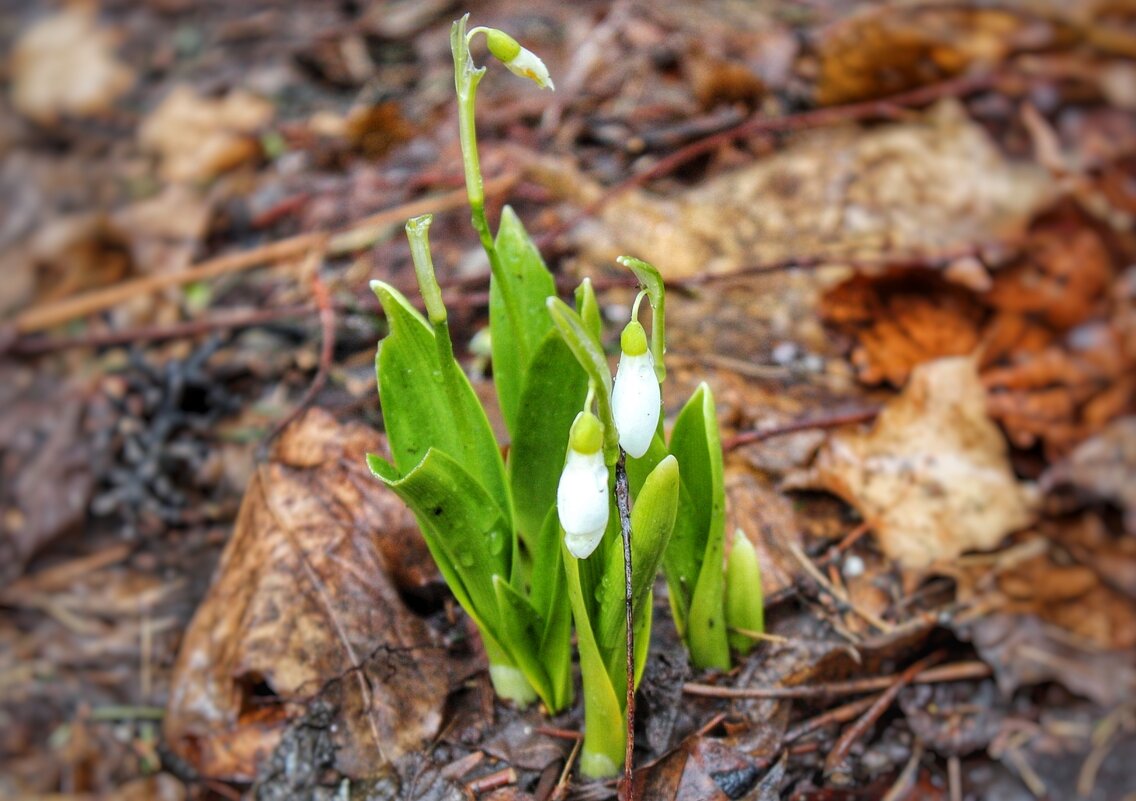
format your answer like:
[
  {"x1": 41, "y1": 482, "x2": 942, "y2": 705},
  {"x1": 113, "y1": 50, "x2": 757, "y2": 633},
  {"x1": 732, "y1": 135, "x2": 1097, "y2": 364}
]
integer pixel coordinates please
[
  {"x1": 546, "y1": 297, "x2": 619, "y2": 464},
  {"x1": 372, "y1": 281, "x2": 509, "y2": 519},
  {"x1": 490, "y1": 206, "x2": 557, "y2": 433},
  {"x1": 724, "y1": 529, "x2": 764, "y2": 654},
  {"x1": 597, "y1": 455, "x2": 679, "y2": 687},
  {"x1": 562, "y1": 540, "x2": 625, "y2": 778},
  {"x1": 525, "y1": 508, "x2": 574, "y2": 711},
  {"x1": 669, "y1": 383, "x2": 729, "y2": 669},
  {"x1": 367, "y1": 448, "x2": 509, "y2": 634},
  {"x1": 508, "y1": 331, "x2": 587, "y2": 545},
  {"x1": 493, "y1": 576, "x2": 554, "y2": 707}
]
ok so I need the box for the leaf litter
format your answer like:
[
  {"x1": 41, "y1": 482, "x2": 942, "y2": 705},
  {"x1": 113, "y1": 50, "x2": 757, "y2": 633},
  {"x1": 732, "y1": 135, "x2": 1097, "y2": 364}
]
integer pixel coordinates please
[{"x1": 1, "y1": 0, "x2": 1135, "y2": 799}]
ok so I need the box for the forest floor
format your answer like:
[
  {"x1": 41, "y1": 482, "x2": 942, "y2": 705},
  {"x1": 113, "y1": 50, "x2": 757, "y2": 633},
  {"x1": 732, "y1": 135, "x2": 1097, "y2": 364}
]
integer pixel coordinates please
[{"x1": 2, "y1": 1, "x2": 1135, "y2": 799}]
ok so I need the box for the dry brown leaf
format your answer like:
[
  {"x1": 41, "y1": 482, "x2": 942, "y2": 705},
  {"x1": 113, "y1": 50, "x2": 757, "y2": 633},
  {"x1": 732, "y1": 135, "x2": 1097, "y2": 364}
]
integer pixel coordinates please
[
  {"x1": 986, "y1": 208, "x2": 1114, "y2": 330},
  {"x1": 0, "y1": 372, "x2": 101, "y2": 584},
  {"x1": 9, "y1": 4, "x2": 135, "y2": 125},
  {"x1": 139, "y1": 86, "x2": 273, "y2": 183},
  {"x1": 534, "y1": 100, "x2": 1053, "y2": 279},
  {"x1": 163, "y1": 409, "x2": 452, "y2": 780},
  {"x1": 786, "y1": 357, "x2": 1036, "y2": 568},
  {"x1": 813, "y1": 5, "x2": 1073, "y2": 106},
  {"x1": 820, "y1": 270, "x2": 984, "y2": 386},
  {"x1": 1042, "y1": 416, "x2": 1136, "y2": 534},
  {"x1": 111, "y1": 185, "x2": 212, "y2": 275},
  {"x1": 950, "y1": 527, "x2": 1136, "y2": 706}
]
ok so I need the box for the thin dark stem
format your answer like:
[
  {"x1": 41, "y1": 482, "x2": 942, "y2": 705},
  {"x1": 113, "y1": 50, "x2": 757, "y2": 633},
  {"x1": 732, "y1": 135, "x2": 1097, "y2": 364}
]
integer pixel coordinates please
[{"x1": 614, "y1": 451, "x2": 634, "y2": 800}]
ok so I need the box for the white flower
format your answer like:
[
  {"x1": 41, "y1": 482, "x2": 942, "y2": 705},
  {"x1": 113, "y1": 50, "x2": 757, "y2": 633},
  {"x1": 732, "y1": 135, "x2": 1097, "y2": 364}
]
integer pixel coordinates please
[
  {"x1": 502, "y1": 46, "x2": 554, "y2": 90},
  {"x1": 612, "y1": 321, "x2": 660, "y2": 459},
  {"x1": 557, "y1": 412, "x2": 608, "y2": 559},
  {"x1": 485, "y1": 28, "x2": 554, "y2": 90}
]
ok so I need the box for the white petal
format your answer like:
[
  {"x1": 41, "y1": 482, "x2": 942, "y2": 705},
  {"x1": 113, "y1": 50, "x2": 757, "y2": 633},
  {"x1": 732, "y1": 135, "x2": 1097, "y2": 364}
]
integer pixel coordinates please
[
  {"x1": 557, "y1": 449, "x2": 608, "y2": 558},
  {"x1": 504, "y1": 47, "x2": 554, "y2": 90},
  {"x1": 612, "y1": 350, "x2": 660, "y2": 458}
]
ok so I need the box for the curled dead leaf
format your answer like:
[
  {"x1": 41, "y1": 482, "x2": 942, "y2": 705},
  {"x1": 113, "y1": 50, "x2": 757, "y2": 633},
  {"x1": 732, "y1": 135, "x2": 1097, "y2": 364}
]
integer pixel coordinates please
[{"x1": 163, "y1": 409, "x2": 452, "y2": 780}]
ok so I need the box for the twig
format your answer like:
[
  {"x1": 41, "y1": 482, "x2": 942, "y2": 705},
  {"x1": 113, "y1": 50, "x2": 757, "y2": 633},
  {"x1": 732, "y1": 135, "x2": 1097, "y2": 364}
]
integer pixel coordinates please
[
  {"x1": 12, "y1": 233, "x2": 326, "y2": 335},
  {"x1": 539, "y1": 73, "x2": 999, "y2": 250},
  {"x1": 788, "y1": 541, "x2": 893, "y2": 634},
  {"x1": 723, "y1": 407, "x2": 880, "y2": 451},
  {"x1": 466, "y1": 767, "x2": 517, "y2": 794},
  {"x1": 683, "y1": 660, "x2": 991, "y2": 699},
  {"x1": 784, "y1": 694, "x2": 880, "y2": 742},
  {"x1": 881, "y1": 740, "x2": 925, "y2": 801},
  {"x1": 948, "y1": 754, "x2": 962, "y2": 801},
  {"x1": 614, "y1": 451, "x2": 635, "y2": 801},
  {"x1": 7, "y1": 304, "x2": 316, "y2": 355},
  {"x1": 824, "y1": 652, "x2": 944, "y2": 776},
  {"x1": 551, "y1": 737, "x2": 584, "y2": 801},
  {"x1": 257, "y1": 255, "x2": 334, "y2": 459},
  {"x1": 9, "y1": 176, "x2": 516, "y2": 335},
  {"x1": 536, "y1": 725, "x2": 584, "y2": 741}
]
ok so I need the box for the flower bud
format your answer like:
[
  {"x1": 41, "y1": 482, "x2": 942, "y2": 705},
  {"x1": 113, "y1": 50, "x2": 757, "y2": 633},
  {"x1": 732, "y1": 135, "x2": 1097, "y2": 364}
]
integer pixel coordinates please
[
  {"x1": 612, "y1": 321, "x2": 659, "y2": 458},
  {"x1": 557, "y1": 411, "x2": 608, "y2": 559},
  {"x1": 485, "y1": 28, "x2": 554, "y2": 90}
]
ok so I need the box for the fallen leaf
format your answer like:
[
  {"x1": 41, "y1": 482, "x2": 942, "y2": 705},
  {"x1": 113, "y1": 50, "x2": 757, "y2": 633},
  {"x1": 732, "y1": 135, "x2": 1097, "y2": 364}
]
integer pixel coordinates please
[
  {"x1": 986, "y1": 207, "x2": 1114, "y2": 330},
  {"x1": 533, "y1": 100, "x2": 1054, "y2": 279},
  {"x1": 954, "y1": 610, "x2": 1136, "y2": 707},
  {"x1": 163, "y1": 409, "x2": 452, "y2": 780},
  {"x1": 139, "y1": 85, "x2": 274, "y2": 183},
  {"x1": 820, "y1": 269, "x2": 984, "y2": 386},
  {"x1": 813, "y1": 5, "x2": 1073, "y2": 106},
  {"x1": 948, "y1": 523, "x2": 1136, "y2": 706},
  {"x1": 1041, "y1": 416, "x2": 1136, "y2": 534},
  {"x1": 9, "y1": 3, "x2": 135, "y2": 125},
  {"x1": 786, "y1": 357, "x2": 1036, "y2": 568},
  {"x1": 0, "y1": 370, "x2": 102, "y2": 584},
  {"x1": 112, "y1": 185, "x2": 212, "y2": 275}
]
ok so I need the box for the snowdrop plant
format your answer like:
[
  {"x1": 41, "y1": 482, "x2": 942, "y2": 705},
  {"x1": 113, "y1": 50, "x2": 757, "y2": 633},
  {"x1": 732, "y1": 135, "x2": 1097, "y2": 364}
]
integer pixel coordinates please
[{"x1": 369, "y1": 12, "x2": 765, "y2": 782}]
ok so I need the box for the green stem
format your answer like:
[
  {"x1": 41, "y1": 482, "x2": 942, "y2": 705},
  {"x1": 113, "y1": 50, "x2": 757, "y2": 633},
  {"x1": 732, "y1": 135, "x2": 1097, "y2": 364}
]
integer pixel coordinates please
[
  {"x1": 483, "y1": 635, "x2": 537, "y2": 707},
  {"x1": 453, "y1": 16, "x2": 529, "y2": 367}
]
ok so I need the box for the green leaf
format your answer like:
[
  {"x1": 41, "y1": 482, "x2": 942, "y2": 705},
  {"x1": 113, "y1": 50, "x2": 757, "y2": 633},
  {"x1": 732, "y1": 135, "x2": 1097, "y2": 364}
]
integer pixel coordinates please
[
  {"x1": 525, "y1": 508, "x2": 574, "y2": 711},
  {"x1": 575, "y1": 277, "x2": 603, "y2": 343},
  {"x1": 670, "y1": 383, "x2": 729, "y2": 669},
  {"x1": 624, "y1": 434, "x2": 697, "y2": 633},
  {"x1": 493, "y1": 576, "x2": 554, "y2": 707},
  {"x1": 546, "y1": 297, "x2": 619, "y2": 464},
  {"x1": 367, "y1": 448, "x2": 509, "y2": 635},
  {"x1": 725, "y1": 529, "x2": 764, "y2": 654},
  {"x1": 597, "y1": 455, "x2": 679, "y2": 689},
  {"x1": 508, "y1": 330, "x2": 587, "y2": 545},
  {"x1": 490, "y1": 207, "x2": 557, "y2": 433},
  {"x1": 372, "y1": 281, "x2": 510, "y2": 519},
  {"x1": 617, "y1": 256, "x2": 666, "y2": 381},
  {"x1": 562, "y1": 540, "x2": 625, "y2": 779}
]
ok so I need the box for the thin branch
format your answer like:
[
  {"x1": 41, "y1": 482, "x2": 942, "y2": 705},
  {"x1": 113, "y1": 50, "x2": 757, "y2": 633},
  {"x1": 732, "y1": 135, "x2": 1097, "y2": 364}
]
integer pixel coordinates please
[
  {"x1": 538, "y1": 73, "x2": 999, "y2": 251},
  {"x1": 723, "y1": 407, "x2": 880, "y2": 451},
  {"x1": 614, "y1": 451, "x2": 635, "y2": 801},
  {"x1": 683, "y1": 660, "x2": 991, "y2": 699},
  {"x1": 8, "y1": 175, "x2": 516, "y2": 336},
  {"x1": 824, "y1": 651, "x2": 944, "y2": 775}
]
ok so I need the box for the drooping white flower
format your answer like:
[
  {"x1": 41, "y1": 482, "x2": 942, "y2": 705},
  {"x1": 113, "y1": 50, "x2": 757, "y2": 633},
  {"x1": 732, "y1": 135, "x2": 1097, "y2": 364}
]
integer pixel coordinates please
[
  {"x1": 557, "y1": 411, "x2": 608, "y2": 559},
  {"x1": 612, "y1": 320, "x2": 660, "y2": 459},
  {"x1": 485, "y1": 28, "x2": 555, "y2": 90}
]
